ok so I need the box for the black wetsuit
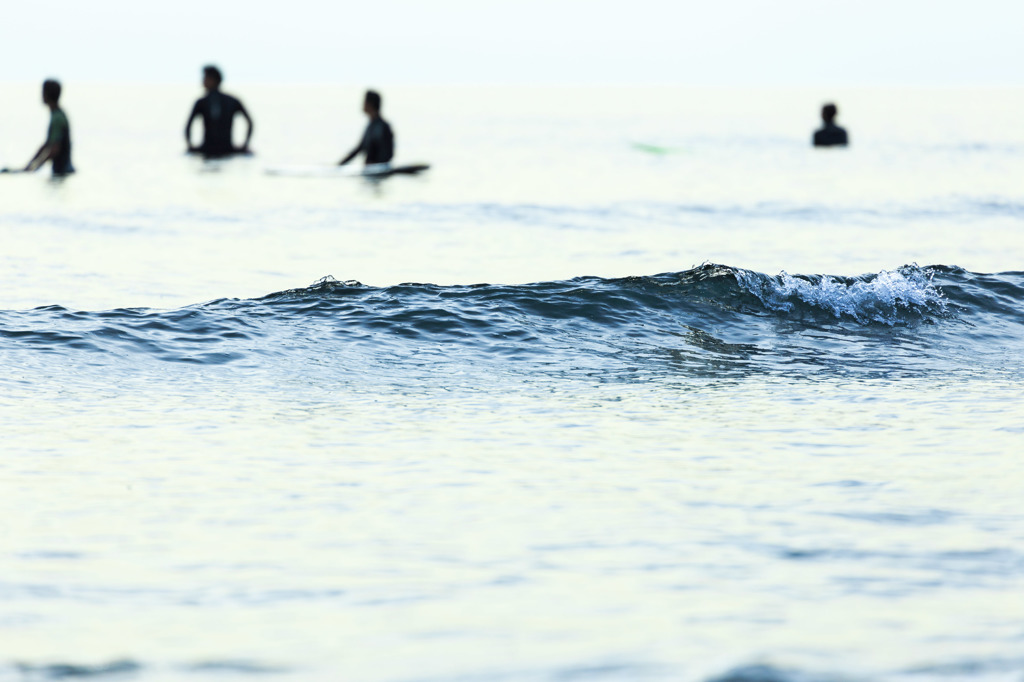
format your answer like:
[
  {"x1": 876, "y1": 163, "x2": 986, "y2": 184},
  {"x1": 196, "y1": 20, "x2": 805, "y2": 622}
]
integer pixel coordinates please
[
  {"x1": 355, "y1": 117, "x2": 394, "y2": 164},
  {"x1": 48, "y1": 108, "x2": 73, "y2": 175},
  {"x1": 188, "y1": 91, "x2": 249, "y2": 157},
  {"x1": 813, "y1": 123, "x2": 848, "y2": 147}
]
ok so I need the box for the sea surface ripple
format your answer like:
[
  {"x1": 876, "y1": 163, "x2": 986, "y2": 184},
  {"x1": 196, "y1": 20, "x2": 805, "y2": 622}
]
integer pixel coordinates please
[{"x1": 2, "y1": 264, "x2": 1021, "y2": 383}]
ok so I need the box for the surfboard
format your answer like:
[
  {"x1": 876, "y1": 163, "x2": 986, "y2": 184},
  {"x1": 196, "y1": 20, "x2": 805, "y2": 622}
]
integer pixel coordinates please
[{"x1": 265, "y1": 163, "x2": 430, "y2": 178}]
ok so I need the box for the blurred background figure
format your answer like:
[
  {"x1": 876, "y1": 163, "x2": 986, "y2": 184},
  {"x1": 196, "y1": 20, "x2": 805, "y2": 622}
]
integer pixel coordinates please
[
  {"x1": 338, "y1": 89, "x2": 394, "y2": 167},
  {"x1": 23, "y1": 79, "x2": 74, "y2": 175},
  {"x1": 813, "y1": 102, "x2": 848, "y2": 147},
  {"x1": 185, "y1": 65, "x2": 253, "y2": 158}
]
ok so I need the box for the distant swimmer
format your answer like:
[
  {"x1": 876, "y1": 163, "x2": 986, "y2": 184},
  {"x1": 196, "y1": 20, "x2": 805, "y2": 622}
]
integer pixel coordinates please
[
  {"x1": 22, "y1": 79, "x2": 74, "y2": 176},
  {"x1": 185, "y1": 65, "x2": 253, "y2": 158},
  {"x1": 338, "y1": 90, "x2": 394, "y2": 167},
  {"x1": 813, "y1": 103, "x2": 848, "y2": 147}
]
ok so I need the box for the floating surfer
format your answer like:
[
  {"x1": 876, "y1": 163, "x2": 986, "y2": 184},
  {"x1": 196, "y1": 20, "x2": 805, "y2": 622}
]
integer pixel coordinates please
[
  {"x1": 264, "y1": 89, "x2": 427, "y2": 178},
  {"x1": 185, "y1": 65, "x2": 253, "y2": 159},
  {"x1": 15, "y1": 79, "x2": 75, "y2": 176},
  {"x1": 338, "y1": 90, "x2": 394, "y2": 168},
  {"x1": 813, "y1": 103, "x2": 848, "y2": 147}
]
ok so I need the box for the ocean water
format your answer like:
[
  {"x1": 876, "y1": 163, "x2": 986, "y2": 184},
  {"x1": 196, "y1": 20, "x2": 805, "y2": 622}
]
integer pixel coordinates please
[{"x1": 1, "y1": 85, "x2": 1024, "y2": 682}]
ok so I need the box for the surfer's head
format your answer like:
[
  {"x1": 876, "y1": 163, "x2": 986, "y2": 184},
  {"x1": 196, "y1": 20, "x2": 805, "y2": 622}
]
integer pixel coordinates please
[
  {"x1": 202, "y1": 65, "x2": 223, "y2": 92},
  {"x1": 42, "y1": 79, "x2": 61, "y2": 106},
  {"x1": 821, "y1": 103, "x2": 838, "y2": 123},
  {"x1": 364, "y1": 90, "x2": 382, "y2": 117}
]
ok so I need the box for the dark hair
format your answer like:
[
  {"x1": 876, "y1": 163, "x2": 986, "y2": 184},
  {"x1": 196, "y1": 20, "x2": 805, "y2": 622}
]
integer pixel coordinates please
[
  {"x1": 42, "y1": 79, "x2": 62, "y2": 103},
  {"x1": 365, "y1": 90, "x2": 382, "y2": 112},
  {"x1": 821, "y1": 103, "x2": 838, "y2": 121},
  {"x1": 203, "y1": 65, "x2": 223, "y2": 85}
]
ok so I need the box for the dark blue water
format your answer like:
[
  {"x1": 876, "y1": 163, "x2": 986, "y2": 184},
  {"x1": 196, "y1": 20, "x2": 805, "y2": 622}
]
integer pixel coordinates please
[{"x1": 2, "y1": 264, "x2": 1021, "y2": 384}]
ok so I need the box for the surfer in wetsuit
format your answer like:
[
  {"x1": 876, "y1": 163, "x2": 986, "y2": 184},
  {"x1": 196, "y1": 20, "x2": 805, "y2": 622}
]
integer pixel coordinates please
[
  {"x1": 184, "y1": 65, "x2": 253, "y2": 158},
  {"x1": 23, "y1": 79, "x2": 74, "y2": 176},
  {"x1": 338, "y1": 90, "x2": 394, "y2": 167},
  {"x1": 813, "y1": 103, "x2": 848, "y2": 147}
]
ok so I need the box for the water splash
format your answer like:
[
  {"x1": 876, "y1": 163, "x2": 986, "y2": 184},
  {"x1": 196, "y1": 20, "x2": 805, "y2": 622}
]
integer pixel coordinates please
[{"x1": 735, "y1": 265, "x2": 948, "y2": 325}]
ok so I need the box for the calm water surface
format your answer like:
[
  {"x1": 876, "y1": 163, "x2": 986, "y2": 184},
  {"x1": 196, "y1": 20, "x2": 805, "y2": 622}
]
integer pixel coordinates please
[{"x1": 1, "y1": 85, "x2": 1023, "y2": 682}]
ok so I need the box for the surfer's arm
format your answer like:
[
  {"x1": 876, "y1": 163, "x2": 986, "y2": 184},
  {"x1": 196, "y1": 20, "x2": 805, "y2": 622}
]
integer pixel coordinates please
[
  {"x1": 237, "y1": 104, "x2": 253, "y2": 152},
  {"x1": 184, "y1": 103, "x2": 200, "y2": 152},
  {"x1": 339, "y1": 128, "x2": 368, "y2": 165},
  {"x1": 26, "y1": 115, "x2": 65, "y2": 171},
  {"x1": 338, "y1": 149, "x2": 358, "y2": 166},
  {"x1": 25, "y1": 142, "x2": 56, "y2": 172},
  {"x1": 338, "y1": 141, "x2": 363, "y2": 166}
]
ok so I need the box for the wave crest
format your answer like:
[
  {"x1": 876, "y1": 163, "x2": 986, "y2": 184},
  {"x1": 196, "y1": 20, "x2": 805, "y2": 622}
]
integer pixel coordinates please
[
  {"x1": 734, "y1": 264, "x2": 948, "y2": 325},
  {"x1": 3, "y1": 264, "x2": 1020, "y2": 380}
]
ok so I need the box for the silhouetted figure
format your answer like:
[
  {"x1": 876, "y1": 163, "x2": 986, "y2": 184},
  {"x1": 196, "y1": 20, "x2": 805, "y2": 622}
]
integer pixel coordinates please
[
  {"x1": 813, "y1": 103, "x2": 848, "y2": 147},
  {"x1": 24, "y1": 79, "x2": 74, "y2": 176},
  {"x1": 185, "y1": 65, "x2": 253, "y2": 158},
  {"x1": 338, "y1": 90, "x2": 394, "y2": 166}
]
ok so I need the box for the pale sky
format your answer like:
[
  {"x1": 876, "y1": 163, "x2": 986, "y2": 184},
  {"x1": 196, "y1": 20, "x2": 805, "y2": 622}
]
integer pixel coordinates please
[{"x1": 3, "y1": 0, "x2": 1023, "y2": 85}]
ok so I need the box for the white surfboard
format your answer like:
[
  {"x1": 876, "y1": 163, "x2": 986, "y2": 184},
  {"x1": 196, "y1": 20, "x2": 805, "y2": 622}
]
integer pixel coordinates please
[{"x1": 265, "y1": 163, "x2": 430, "y2": 178}]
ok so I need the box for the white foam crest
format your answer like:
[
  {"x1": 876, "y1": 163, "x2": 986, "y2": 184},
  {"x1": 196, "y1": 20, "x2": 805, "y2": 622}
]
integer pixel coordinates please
[{"x1": 746, "y1": 266, "x2": 946, "y2": 324}]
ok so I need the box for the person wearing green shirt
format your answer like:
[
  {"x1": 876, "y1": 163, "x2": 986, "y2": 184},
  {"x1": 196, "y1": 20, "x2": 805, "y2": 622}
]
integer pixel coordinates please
[{"x1": 25, "y1": 79, "x2": 74, "y2": 176}]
